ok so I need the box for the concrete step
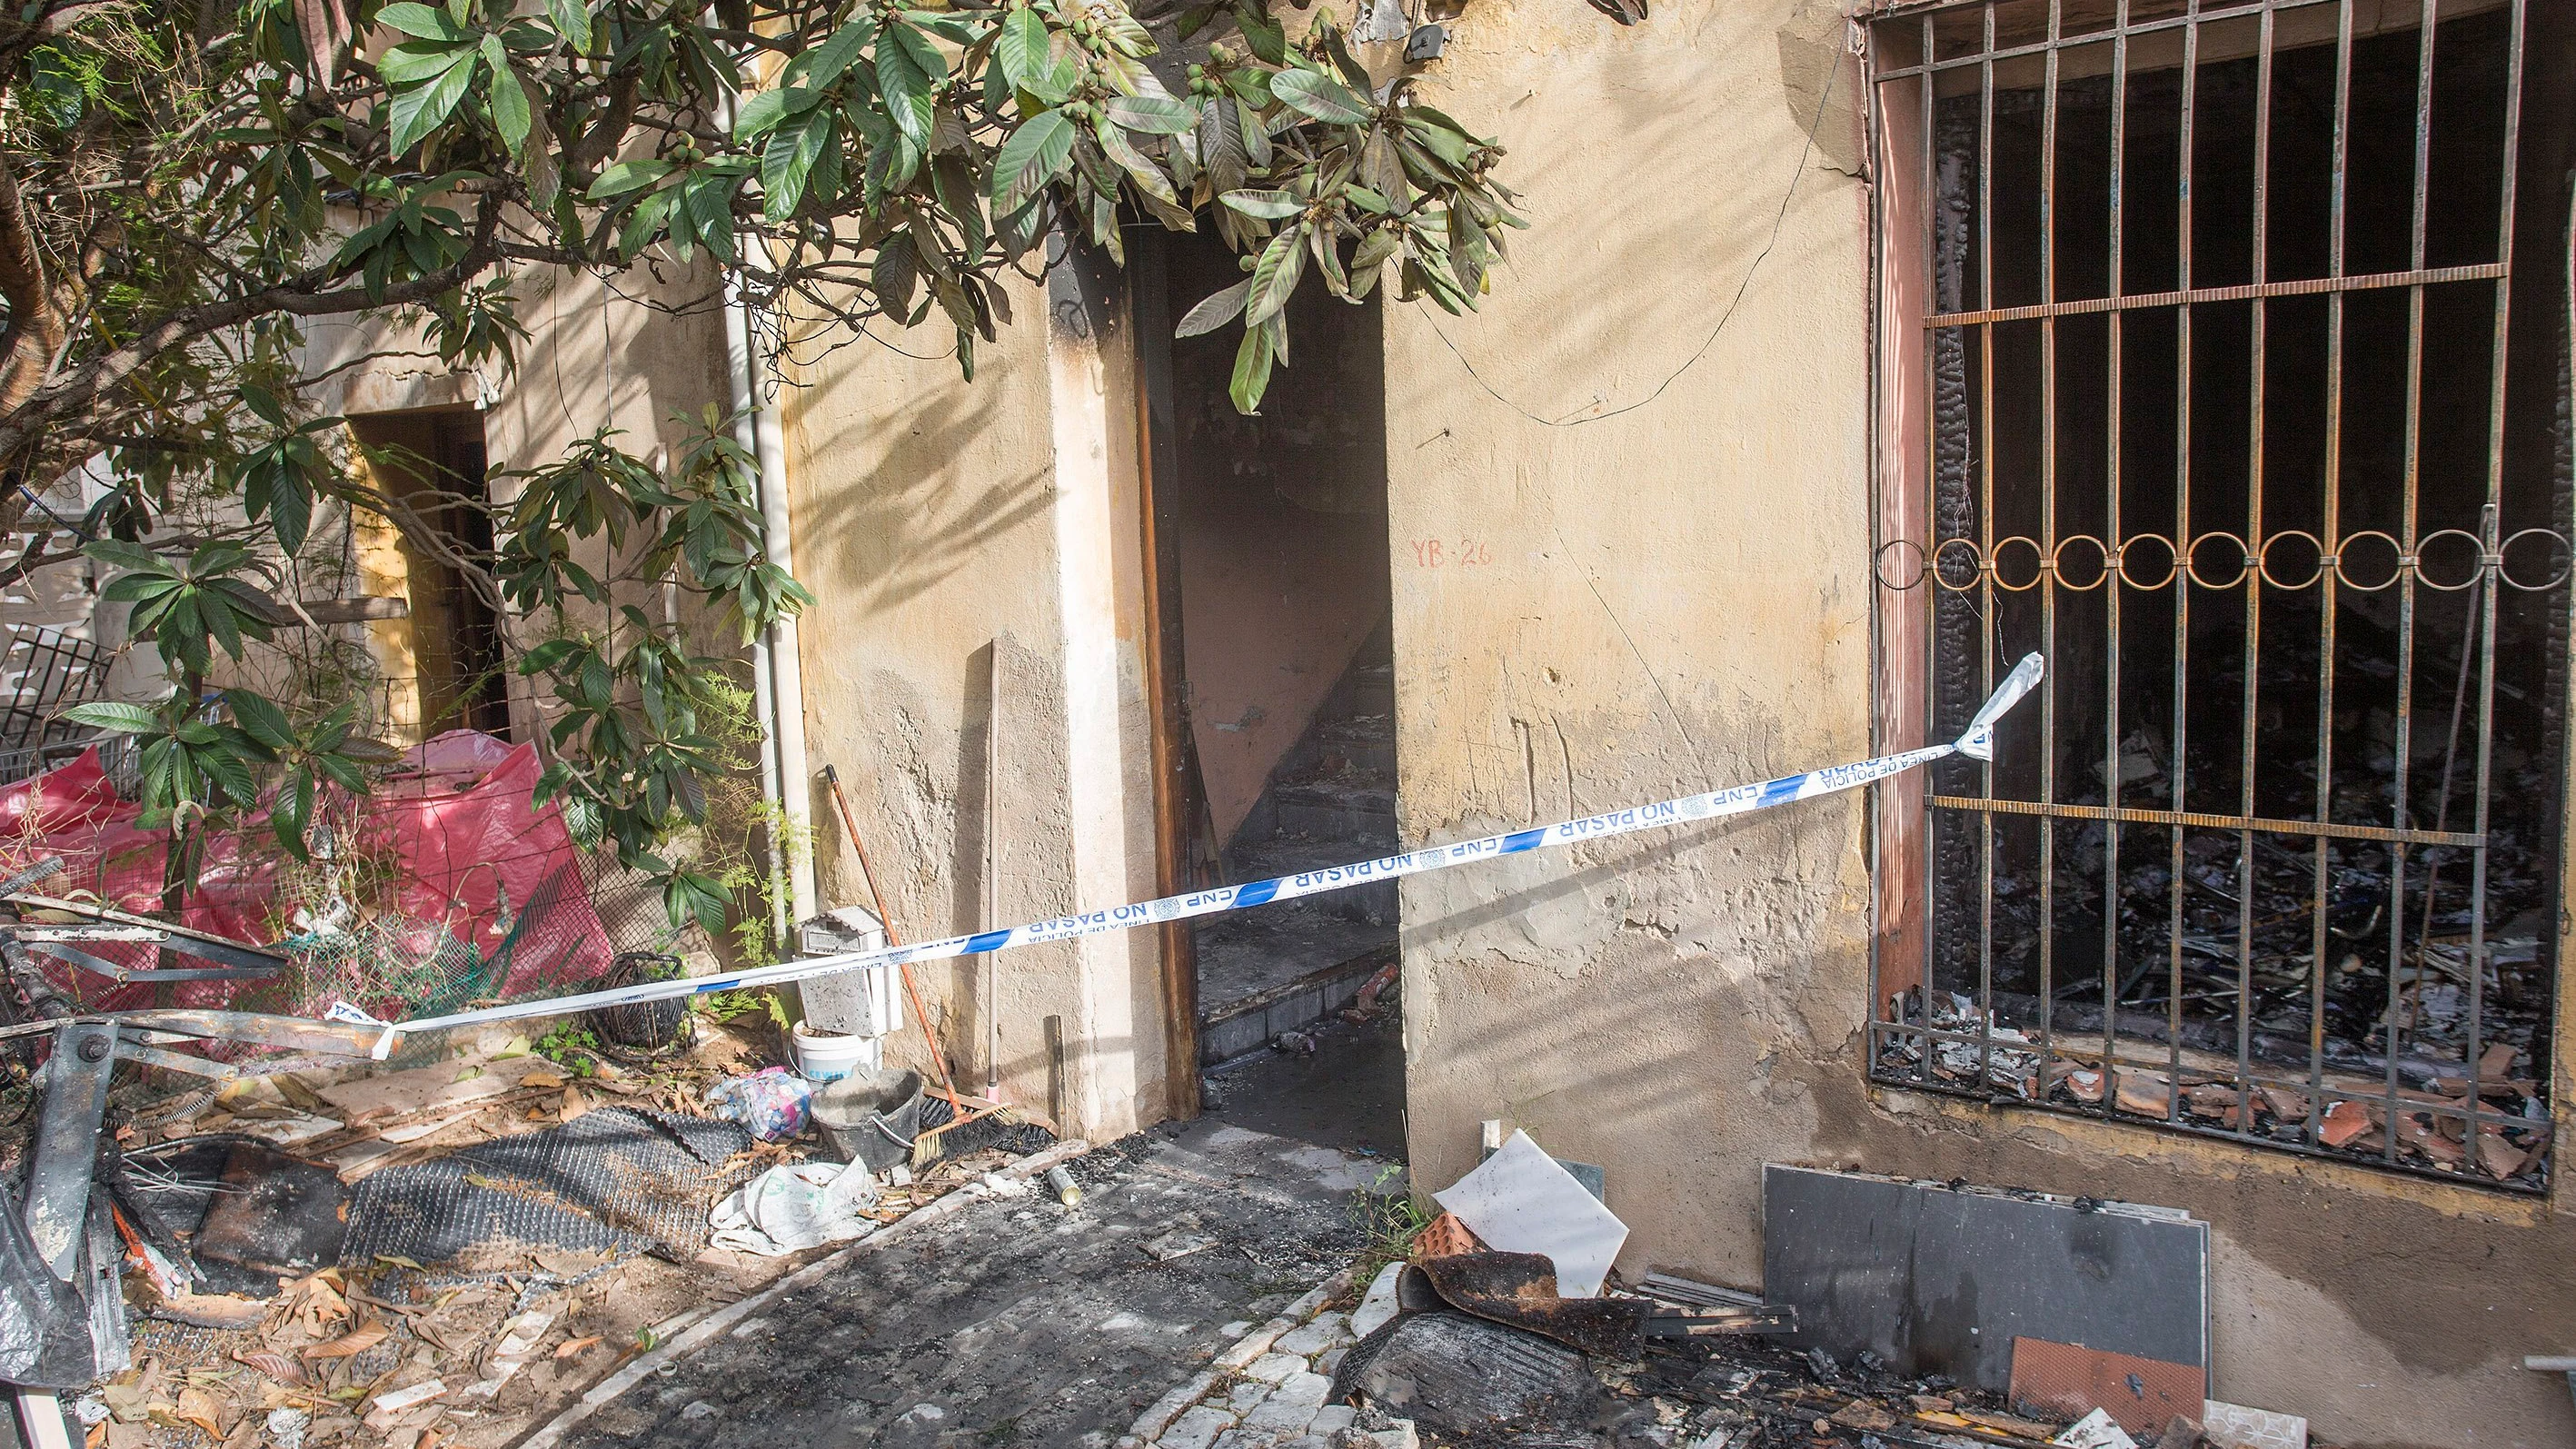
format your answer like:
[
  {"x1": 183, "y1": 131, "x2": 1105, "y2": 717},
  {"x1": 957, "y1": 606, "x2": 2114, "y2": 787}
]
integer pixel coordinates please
[
  {"x1": 1229, "y1": 836, "x2": 1398, "y2": 927},
  {"x1": 1196, "y1": 930, "x2": 1395, "y2": 1065},
  {"x1": 1309, "y1": 712, "x2": 1394, "y2": 775},
  {"x1": 1270, "y1": 777, "x2": 1394, "y2": 841},
  {"x1": 1351, "y1": 665, "x2": 1394, "y2": 718}
]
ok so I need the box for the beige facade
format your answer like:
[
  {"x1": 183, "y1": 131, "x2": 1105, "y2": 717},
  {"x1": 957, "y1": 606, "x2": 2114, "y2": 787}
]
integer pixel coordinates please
[
  {"x1": 266, "y1": 1, "x2": 2576, "y2": 1443},
  {"x1": 781, "y1": 248, "x2": 1178, "y2": 1138}
]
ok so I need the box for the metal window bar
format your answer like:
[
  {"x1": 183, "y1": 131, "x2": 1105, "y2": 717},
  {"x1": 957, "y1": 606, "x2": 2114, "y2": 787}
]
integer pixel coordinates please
[
  {"x1": 1868, "y1": 0, "x2": 2561, "y2": 1192},
  {"x1": 0, "y1": 626, "x2": 113, "y2": 755}
]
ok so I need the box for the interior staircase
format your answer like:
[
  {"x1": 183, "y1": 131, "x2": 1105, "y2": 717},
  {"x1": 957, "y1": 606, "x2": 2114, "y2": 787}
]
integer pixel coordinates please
[{"x1": 1194, "y1": 636, "x2": 1398, "y2": 1065}]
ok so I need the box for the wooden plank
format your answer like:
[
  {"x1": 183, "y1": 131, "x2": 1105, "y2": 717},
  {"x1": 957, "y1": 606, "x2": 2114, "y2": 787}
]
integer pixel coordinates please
[{"x1": 317, "y1": 1054, "x2": 557, "y2": 1124}]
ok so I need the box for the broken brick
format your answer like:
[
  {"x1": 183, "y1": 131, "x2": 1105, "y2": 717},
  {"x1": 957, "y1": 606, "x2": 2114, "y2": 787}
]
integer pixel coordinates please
[
  {"x1": 2009, "y1": 1336, "x2": 2201, "y2": 1437},
  {"x1": 2319, "y1": 1099, "x2": 2380, "y2": 1147},
  {"x1": 2480, "y1": 1041, "x2": 2519, "y2": 1081},
  {"x1": 2475, "y1": 1126, "x2": 2530, "y2": 1178},
  {"x1": 1409, "y1": 1212, "x2": 1483, "y2": 1262},
  {"x1": 2398, "y1": 1112, "x2": 2466, "y2": 1168},
  {"x1": 2114, "y1": 1071, "x2": 2172, "y2": 1118},
  {"x1": 2258, "y1": 1086, "x2": 2311, "y2": 1124}
]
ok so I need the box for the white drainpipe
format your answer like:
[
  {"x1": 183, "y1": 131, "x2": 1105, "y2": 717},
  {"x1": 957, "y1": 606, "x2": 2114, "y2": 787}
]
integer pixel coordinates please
[{"x1": 722, "y1": 273, "x2": 818, "y2": 935}]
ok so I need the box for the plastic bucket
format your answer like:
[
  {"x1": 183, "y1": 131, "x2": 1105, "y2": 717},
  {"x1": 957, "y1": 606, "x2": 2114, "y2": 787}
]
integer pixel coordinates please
[
  {"x1": 791, "y1": 1023, "x2": 879, "y2": 1083},
  {"x1": 811, "y1": 1067, "x2": 926, "y2": 1172}
]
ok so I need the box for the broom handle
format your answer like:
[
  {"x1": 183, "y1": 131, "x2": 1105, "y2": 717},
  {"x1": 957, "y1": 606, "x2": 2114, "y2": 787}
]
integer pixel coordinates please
[{"x1": 821, "y1": 764, "x2": 960, "y2": 1105}]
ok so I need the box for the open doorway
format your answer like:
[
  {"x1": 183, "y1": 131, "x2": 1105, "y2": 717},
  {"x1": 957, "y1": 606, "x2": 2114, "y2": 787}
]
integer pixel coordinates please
[
  {"x1": 1137, "y1": 229, "x2": 1404, "y2": 1155},
  {"x1": 345, "y1": 409, "x2": 512, "y2": 743}
]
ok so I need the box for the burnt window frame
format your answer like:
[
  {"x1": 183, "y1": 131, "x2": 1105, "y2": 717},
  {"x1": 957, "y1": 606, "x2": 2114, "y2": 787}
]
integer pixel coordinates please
[{"x1": 1864, "y1": 0, "x2": 2567, "y2": 1194}]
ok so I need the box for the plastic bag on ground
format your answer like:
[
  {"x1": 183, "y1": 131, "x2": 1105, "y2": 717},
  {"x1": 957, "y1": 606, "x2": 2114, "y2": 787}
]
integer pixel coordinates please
[
  {"x1": 710, "y1": 1162, "x2": 880, "y2": 1255},
  {"x1": 705, "y1": 1067, "x2": 811, "y2": 1141}
]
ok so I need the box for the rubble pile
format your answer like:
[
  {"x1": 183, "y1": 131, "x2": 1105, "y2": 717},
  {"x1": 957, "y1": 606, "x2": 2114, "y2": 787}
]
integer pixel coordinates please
[
  {"x1": 1898, "y1": 648, "x2": 2562, "y2": 1189},
  {"x1": 0, "y1": 991, "x2": 1059, "y2": 1448},
  {"x1": 1876, "y1": 990, "x2": 2551, "y2": 1186}
]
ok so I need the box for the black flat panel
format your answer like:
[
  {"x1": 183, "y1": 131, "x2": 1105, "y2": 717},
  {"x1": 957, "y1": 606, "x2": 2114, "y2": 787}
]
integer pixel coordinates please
[{"x1": 1761, "y1": 1166, "x2": 2208, "y2": 1393}]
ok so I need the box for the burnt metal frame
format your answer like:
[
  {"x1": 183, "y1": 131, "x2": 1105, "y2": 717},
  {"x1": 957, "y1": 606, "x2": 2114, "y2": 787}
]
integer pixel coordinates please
[{"x1": 1865, "y1": 0, "x2": 2561, "y2": 1191}]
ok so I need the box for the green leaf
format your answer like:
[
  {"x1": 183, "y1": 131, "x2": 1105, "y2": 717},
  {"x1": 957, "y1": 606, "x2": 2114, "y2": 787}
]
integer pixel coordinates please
[
  {"x1": 489, "y1": 41, "x2": 532, "y2": 154},
  {"x1": 663, "y1": 869, "x2": 731, "y2": 934},
  {"x1": 375, "y1": 3, "x2": 467, "y2": 40},
  {"x1": 590, "y1": 158, "x2": 674, "y2": 199},
  {"x1": 988, "y1": 107, "x2": 1074, "y2": 212},
  {"x1": 82, "y1": 540, "x2": 167, "y2": 575},
  {"x1": 201, "y1": 746, "x2": 257, "y2": 808},
  {"x1": 786, "y1": 12, "x2": 876, "y2": 91},
  {"x1": 762, "y1": 106, "x2": 833, "y2": 219},
  {"x1": 1104, "y1": 94, "x2": 1197, "y2": 136},
  {"x1": 1228, "y1": 318, "x2": 1274, "y2": 413},
  {"x1": 873, "y1": 233, "x2": 920, "y2": 318},
  {"x1": 1231, "y1": 4, "x2": 1285, "y2": 64},
  {"x1": 1269, "y1": 67, "x2": 1372, "y2": 125},
  {"x1": 226, "y1": 690, "x2": 295, "y2": 751},
  {"x1": 273, "y1": 770, "x2": 316, "y2": 860},
  {"x1": 1405, "y1": 113, "x2": 1474, "y2": 167},
  {"x1": 1243, "y1": 221, "x2": 1306, "y2": 326},
  {"x1": 874, "y1": 28, "x2": 935, "y2": 145},
  {"x1": 1096, "y1": 121, "x2": 1176, "y2": 206},
  {"x1": 387, "y1": 51, "x2": 480, "y2": 152},
  {"x1": 545, "y1": 0, "x2": 592, "y2": 51},
  {"x1": 887, "y1": 19, "x2": 947, "y2": 86},
  {"x1": 1220, "y1": 187, "x2": 1302, "y2": 219},
  {"x1": 995, "y1": 6, "x2": 1047, "y2": 89},
  {"x1": 339, "y1": 737, "x2": 406, "y2": 766},
  {"x1": 731, "y1": 85, "x2": 792, "y2": 142},
  {"x1": 373, "y1": 38, "x2": 472, "y2": 84},
  {"x1": 1196, "y1": 96, "x2": 1246, "y2": 196},
  {"x1": 60, "y1": 701, "x2": 162, "y2": 735},
  {"x1": 1174, "y1": 277, "x2": 1251, "y2": 337}
]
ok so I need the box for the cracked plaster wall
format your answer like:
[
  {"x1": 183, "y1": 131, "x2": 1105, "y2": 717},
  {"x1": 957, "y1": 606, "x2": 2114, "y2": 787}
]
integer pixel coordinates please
[
  {"x1": 1383, "y1": 2, "x2": 2576, "y2": 1445},
  {"x1": 781, "y1": 244, "x2": 1169, "y2": 1141}
]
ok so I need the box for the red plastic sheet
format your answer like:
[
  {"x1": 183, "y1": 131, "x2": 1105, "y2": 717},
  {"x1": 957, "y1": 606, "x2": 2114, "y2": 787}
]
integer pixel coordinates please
[{"x1": 0, "y1": 732, "x2": 614, "y2": 1018}]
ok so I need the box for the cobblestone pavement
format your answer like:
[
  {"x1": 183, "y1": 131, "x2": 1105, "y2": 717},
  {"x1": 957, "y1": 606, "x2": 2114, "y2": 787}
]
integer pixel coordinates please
[
  {"x1": 1121, "y1": 1267, "x2": 1417, "y2": 1449},
  {"x1": 552, "y1": 1119, "x2": 1386, "y2": 1449}
]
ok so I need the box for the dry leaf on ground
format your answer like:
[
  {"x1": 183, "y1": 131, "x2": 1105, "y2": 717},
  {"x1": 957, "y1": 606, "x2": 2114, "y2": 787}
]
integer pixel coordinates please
[
  {"x1": 172, "y1": 1387, "x2": 224, "y2": 1439},
  {"x1": 303, "y1": 1319, "x2": 390, "y2": 1362},
  {"x1": 230, "y1": 1350, "x2": 302, "y2": 1384}
]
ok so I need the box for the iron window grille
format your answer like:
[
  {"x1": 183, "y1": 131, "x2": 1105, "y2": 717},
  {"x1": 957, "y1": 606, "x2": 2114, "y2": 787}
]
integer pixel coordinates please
[{"x1": 1867, "y1": 0, "x2": 2565, "y2": 1192}]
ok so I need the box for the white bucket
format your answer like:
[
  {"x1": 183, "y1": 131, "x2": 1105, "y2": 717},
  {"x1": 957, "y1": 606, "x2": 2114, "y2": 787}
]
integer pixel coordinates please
[{"x1": 791, "y1": 1023, "x2": 880, "y2": 1083}]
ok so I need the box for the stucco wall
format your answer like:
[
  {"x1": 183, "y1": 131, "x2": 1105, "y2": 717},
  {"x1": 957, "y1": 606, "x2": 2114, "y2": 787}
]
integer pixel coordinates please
[
  {"x1": 1177, "y1": 463, "x2": 1388, "y2": 843},
  {"x1": 781, "y1": 244, "x2": 1172, "y2": 1141},
  {"x1": 1382, "y1": 2, "x2": 2576, "y2": 1446},
  {"x1": 301, "y1": 263, "x2": 736, "y2": 742}
]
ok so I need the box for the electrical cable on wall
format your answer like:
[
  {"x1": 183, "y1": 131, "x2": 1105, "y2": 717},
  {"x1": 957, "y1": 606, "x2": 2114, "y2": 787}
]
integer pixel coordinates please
[{"x1": 1425, "y1": 55, "x2": 1845, "y2": 429}]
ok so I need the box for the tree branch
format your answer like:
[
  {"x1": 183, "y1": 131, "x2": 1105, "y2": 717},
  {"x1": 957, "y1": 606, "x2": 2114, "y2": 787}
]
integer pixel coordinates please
[{"x1": 0, "y1": 154, "x2": 69, "y2": 428}]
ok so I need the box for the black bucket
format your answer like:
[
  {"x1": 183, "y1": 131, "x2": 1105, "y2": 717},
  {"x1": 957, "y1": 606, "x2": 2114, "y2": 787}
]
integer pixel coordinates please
[{"x1": 811, "y1": 1067, "x2": 926, "y2": 1172}]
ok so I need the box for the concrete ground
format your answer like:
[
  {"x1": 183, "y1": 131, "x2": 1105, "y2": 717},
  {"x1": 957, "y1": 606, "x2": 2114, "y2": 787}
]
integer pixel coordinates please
[
  {"x1": 552, "y1": 1118, "x2": 1388, "y2": 1449},
  {"x1": 1205, "y1": 1009, "x2": 1406, "y2": 1160}
]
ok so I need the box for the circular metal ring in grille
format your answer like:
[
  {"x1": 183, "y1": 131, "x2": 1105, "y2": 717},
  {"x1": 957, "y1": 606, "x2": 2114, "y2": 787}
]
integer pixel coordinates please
[
  {"x1": 1876, "y1": 538, "x2": 1928, "y2": 591},
  {"x1": 2114, "y1": 533, "x2": 2177, "y2": 591},
  {"x1": 1893, "y1": 527, "x2": 2574, "y2": 592},
  {"x1": 1991, "y1": 535, "x2": 2046, "y2": 592},
  {"x1": 2414, "y1": 529, "x2": 2488, "y2": 591},
  {"x1": 2334, "y1": 531, "x2": 2406, "y2": 591},
  {"x1": 2501, "y1": 528, "x2": 2573, "y2": 591},
  {"x1": 2259, "y1": 531, "x2": 2326, "y2": 591},
  {"x1": 2052, "y1": 534, "x2": 2111, "y2": 591}
]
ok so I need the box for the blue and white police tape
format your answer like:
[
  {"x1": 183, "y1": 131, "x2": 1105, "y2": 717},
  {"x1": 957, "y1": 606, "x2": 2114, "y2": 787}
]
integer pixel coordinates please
[{"x1": 346, "y1": 653, "x2": 2045, "y2": 1057}]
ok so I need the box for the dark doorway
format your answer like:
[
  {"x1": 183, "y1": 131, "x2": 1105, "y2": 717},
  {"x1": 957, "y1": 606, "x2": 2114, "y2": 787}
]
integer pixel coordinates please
[
  {"x1": 1136, "y1": 228, "x2": 1405, "y2": 1156},
  {"x1": 347, "y1": 410, "x2": 511, "y2": 740}
]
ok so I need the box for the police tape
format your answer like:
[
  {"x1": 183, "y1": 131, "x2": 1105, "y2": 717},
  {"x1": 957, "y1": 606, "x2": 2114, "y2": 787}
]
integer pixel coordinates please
[{"x1": 348, "y1": 653, "x2": 2046, "y2": 1057}]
